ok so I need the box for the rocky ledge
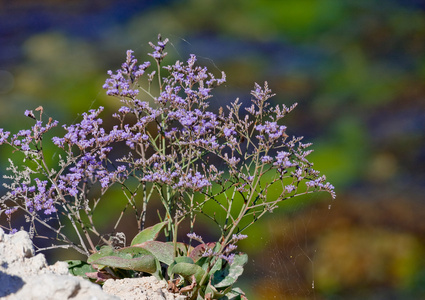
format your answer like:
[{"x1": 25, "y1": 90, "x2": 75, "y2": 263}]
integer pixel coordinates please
[{"x1": 0, "y1": 228, "x2": 185, "y2": 300}]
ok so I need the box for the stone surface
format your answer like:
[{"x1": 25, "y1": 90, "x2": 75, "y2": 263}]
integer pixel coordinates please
[
  {"x1": 0, "y1": 228, "x2": 186, "y2": 300},
  {"x1": 103, "y1": 277, "x2": 187, "y2": 300},
  {"x1": 0, "y1": 228, "x2": 118, "y2": 300}
]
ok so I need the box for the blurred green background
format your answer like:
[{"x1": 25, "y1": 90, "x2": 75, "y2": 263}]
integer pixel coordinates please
[{"x1": 1, "y1": 0, "x2": 425, "y2": 299}]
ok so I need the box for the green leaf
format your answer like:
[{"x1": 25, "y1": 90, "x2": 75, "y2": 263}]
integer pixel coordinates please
[
  {"x1": 218, "y1": 287, "x2": 246, "y2": 300},
  {"x1": 136, "y1": 241, "x2": 174, "y2": 265},
  {"x1": 210, "y1": 257, "x2": 223, "y2": 275},
  {"x1": 175, "y1": 256, "x2": 195, "y2": 264},
  {"x1": 87, "y1": 246, "x2": 158, "y2": 273},
  {"x1": 232, "y1": 253, "x2": 248, "y2": 268},
  {"x1": 212, "y1": 253, "x2": 248, "y2": 288},
  {"x1": 195, "y1": 256, "x2": 210, "y2": 270},
  {"x1": 66, "y1": 260, "x2": 97, "y2": 279},
  {"x1": 131, "y1": 221, "x2": 168, "y2": 245},
  {"x1": 168, "y1": 256, "x2": 195, "y2": 278},
  {"x1": 170, "y1": 261, "x2": 205, "y2": 283},
  {"x1": 205, "y1": 283, "x2": 233, "y2": 299},
  {"x1": 94, "y1": 256, "x2": 156, "y2": 273},
  {"x1": 168, "y1": 241, "x2": 191, "y2": 256},
  {"x1": 87, "y1": 245, "x2": 115, "y2": 264}
]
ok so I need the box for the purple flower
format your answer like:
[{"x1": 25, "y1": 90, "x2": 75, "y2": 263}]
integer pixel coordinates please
[
  {"x1": 24, "y1": 110, "x2": 35, "y2": 119},
  {"x1": 274, "y1": 151, "x2": 294, "y2": 168},
  {"x1": 148, "y1": 35, "x2": 169, "y2": 62},
  {"x1": 232, "y1": 233, "x2": 248, "y2": 242},
  {"x1": 225, "y1": 244, "x2": 238, "y2": 253},
  {"x1": 5, "y1": 207, "x2": 18, "y2": 216},
  {"x1": 179, "y1": 111, "x2": 198, "y2": 127},
  {"x1": 99, "y1": 176, "x2": 110, "y2": 188},
  {"x1": 256, "y1": 121, "x2": 287, "y2": 140},
  {"x1": 0, "y1": 36, "x2": 335, "y2": 262},
  {"x1": 305, "y1": 176, "x2": 336, "y2": 198},
  {"x1": 223, "y1": 126, "x2": 236, "y2": 137},
  {"x1": 175, "y1": 171, "x2": 211, "y2": 191},
  {"x1": 261, "y1": 155, "x2": 273, "y2": 163},
  {"x1": 224, "y1": 153, "x2": 240, "y2": 167},
  {"x1": 0, "y1": 129, "x2": 10, "y2": 144},
  {"x1": 219, "y1": 253, "x2": 235, "y2": 265},
  {"x1": 202, "y1": 248, "x2": 214, "y2": 257},
  {"x1": 187, "y1": 232, "x2": 204, "y2": 243},
  {"x1": 68, "y1": 187, "x2": 78, "y2": 197},
  {"x1": 285, "y1": 185, "x2": 296, "y2": 193},
  {"x1": 118, "y1": 106, "x2": 131, "y2": 114}
]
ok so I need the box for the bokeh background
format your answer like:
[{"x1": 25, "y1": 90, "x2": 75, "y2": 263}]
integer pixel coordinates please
[{"x1": 1, "y1": 0, "x2": 425, "y2": 299}]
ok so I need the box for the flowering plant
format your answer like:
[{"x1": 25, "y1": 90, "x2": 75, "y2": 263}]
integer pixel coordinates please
[{"x1": 0, "y1": 35, "x2": 334, "y2": 299}]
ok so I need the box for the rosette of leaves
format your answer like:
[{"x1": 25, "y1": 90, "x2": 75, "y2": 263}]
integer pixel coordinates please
[{"x1": 67, "y1": 222, "x2": 247, "y2": 299}]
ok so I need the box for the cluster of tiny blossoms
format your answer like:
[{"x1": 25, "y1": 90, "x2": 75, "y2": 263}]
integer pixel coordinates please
[
  {"x1": 0, "y1": 36, "x2": 334, "y2": 258},
  {"x1": 186, "y1": 232, "x2": 248, "y2": 265}
]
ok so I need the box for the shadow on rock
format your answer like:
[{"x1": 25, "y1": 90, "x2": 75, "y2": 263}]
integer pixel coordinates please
[{"x1": 0, "y1": 270, "x2": 25, "y2": 297}]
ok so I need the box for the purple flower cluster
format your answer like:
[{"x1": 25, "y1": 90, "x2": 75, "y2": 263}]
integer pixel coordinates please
[
  {"x1": 219, "y1": 253, "x2": 236, "y2": 265},
  {"x1": 274, "y1": 151, "x2": 295, "y2": 169},
  {"x1": 52, "y1": 107, "x2": 105, "y2": 149},
  {"x1": 10, "y1": 179, "x2": 57, "y2": 215},
  {"x1": 0, "y1": 129, "x2": 10, "y2": 144},
  {"x1": 175, "y1": 170, "x2": 211, "y2": 191},
  {"x1": 0, "y1": 110, "x2": 58, "y2": 152},
  {"x1": 187, "y1": 232, "x2": 240, "y2": 265},
  {"x1": 148, "y1": 35, "x2": 169, "y2": 62},
  {"x1": 256, "y1": 121, "x2": 287, "y2": 141},
  {"x1": 0, "y1": 36, "x2": 335, "y2": 261},
  {"x1": 232, "y1": 233, "x2": 248, "y2": 242},
  {"x1": 103, "y1": 50, "x2": 150, "y2": 98},
  {"x1": 140, "y1": 160, "x2": 219, "y2": 192},
  {"x1": 51, "y1": 107, "x2": 133, "y2": 196},
  {"x1": 306, "y1": 176, "x2": 336, "y2": 199},
  {"x1": 187, "y1": 232, "x2": 204, "y2": 243}
]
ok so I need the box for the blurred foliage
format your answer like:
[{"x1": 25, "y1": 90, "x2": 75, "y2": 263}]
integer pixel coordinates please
[
  {"x1": 239, "y1": 196, "x2": 425, "y2": 299},
  {"x1": 1, "y1": 0, "x2": 425, "y2": 298}
]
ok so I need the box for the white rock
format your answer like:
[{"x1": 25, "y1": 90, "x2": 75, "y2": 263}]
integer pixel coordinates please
[
  {"x1": 103, "y1": 277, "x2": 186, "y2": 300},
  {"x1": 0, "y1": 228, "x2": 185, "y2": 300},
  {"x1": 6, "y1": 273, "x2": 115, "y2": 300},
  {"x1": 0, "y1": 228, "x2": 118, "y2": 300}
]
